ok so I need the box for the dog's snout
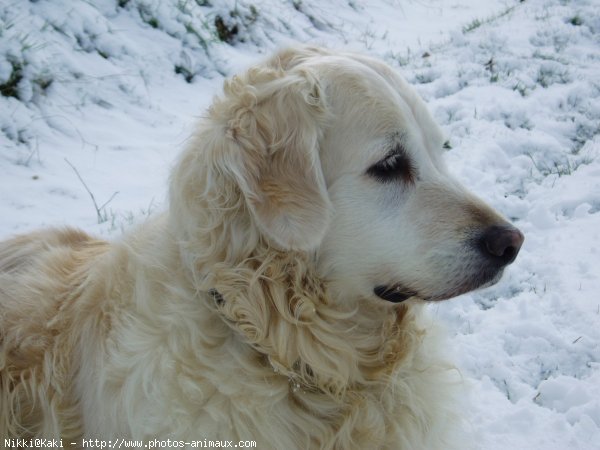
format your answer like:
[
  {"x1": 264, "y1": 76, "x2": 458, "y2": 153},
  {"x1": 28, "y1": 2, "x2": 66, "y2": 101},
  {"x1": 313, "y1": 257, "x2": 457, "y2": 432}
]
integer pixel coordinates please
[{"x1": 479, "y1": 225, "x2": 524, "y2": 265}]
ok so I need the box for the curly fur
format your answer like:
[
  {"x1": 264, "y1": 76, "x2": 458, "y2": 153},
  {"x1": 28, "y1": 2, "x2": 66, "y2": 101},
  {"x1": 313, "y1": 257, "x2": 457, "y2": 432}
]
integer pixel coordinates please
[{"x1": 0, "y1": 47, "x2": 493, "y2": 449}]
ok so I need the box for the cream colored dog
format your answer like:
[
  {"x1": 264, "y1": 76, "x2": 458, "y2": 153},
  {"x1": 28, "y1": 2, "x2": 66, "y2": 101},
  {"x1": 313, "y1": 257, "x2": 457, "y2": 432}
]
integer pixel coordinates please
[{"x1": 0, "y1": 47, "x2": 523, "y2": 449}]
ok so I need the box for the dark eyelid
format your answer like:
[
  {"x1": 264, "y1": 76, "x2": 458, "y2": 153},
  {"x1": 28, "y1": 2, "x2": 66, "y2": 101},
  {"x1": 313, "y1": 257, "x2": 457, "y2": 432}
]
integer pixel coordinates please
[{"x1": 366, "y1": 145, "x2": 415, "y2": 184}]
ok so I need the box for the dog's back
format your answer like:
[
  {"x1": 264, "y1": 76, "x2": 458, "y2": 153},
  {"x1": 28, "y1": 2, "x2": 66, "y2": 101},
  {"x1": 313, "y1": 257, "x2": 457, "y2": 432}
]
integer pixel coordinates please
[{"x1": 0, "y1": 228, "x2": 109, "y2": 441}]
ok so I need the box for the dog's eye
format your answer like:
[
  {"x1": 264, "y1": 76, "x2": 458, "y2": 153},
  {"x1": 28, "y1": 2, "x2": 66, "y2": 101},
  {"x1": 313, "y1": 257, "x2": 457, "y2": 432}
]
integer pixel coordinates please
[{"x1": 366, "y1": 149, "x2": 415, "y2": 184}]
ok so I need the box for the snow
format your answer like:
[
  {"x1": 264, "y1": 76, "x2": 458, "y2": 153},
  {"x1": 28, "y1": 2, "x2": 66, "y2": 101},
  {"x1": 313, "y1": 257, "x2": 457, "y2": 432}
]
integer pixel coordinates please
[{"x1": 1, "y1": 0, "x2": 599, "y2": 448}]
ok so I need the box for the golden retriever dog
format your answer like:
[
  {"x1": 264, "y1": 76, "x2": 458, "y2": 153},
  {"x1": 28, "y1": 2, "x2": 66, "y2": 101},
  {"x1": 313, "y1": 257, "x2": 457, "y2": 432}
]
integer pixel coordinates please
[{"x1": 0, "y1": 47, "x2": 523, "y2": 449}]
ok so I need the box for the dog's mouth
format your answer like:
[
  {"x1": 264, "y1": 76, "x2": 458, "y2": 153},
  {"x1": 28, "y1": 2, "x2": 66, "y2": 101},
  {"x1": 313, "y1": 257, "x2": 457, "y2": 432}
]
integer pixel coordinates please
[
  {"x1": 373, "y1": 284, "x2": 418, "y2": 303},
  {"x1": 374, "y1": 268, "x2": 504, "y2": 303},
  {"x1": 373, "y1": 225, "x2": 524, "y2": 304}
]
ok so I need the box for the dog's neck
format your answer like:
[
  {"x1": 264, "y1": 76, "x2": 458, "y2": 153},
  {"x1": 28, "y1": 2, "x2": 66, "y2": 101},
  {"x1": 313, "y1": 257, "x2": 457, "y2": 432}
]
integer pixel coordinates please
[
  {"x1": 167, "y1": 168, "x2": 424, "y2": 396},
  {"x1": 200, "y1": 248, "x2": 423, "y2": 399}
]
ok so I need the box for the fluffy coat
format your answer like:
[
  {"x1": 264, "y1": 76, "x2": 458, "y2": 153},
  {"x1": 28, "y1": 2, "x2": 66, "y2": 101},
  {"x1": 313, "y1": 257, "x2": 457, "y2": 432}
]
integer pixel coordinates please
[{"x1": 0, "y1": 47, "x2": 482, "y2": 449}]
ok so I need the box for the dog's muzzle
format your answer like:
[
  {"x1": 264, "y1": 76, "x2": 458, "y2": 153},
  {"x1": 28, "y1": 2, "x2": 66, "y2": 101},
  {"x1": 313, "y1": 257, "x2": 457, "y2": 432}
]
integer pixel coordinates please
[{"x1": 374, "y1": 224, "x2": 524, "y2": 303}]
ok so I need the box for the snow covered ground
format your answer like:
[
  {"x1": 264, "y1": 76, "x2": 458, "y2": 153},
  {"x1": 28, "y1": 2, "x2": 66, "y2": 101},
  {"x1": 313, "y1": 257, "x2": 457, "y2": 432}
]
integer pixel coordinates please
[{"x1": 1, "y1": 0, "x2": 599, "y2": 448}]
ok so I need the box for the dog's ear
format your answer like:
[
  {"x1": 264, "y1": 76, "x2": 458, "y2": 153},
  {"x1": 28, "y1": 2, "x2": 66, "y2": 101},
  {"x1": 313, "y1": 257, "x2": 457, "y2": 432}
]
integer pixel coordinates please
[{"x1": 211, "y1": 65, "x2": 332, "y2": 251}]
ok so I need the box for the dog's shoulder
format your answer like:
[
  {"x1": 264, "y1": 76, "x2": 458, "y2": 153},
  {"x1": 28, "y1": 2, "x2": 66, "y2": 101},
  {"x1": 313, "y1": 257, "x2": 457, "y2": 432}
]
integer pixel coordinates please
[
  {"x1": 0, "y1": 227, "x2": 106, "y2": 273},
  {"x1": 0, "y1": 227, "x2": 111, "y2": 320}
]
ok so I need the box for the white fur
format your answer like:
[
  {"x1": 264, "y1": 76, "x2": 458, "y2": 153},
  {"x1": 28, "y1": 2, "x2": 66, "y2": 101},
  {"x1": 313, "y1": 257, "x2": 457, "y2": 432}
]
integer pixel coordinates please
[{"x1": 0, "y1": 47, "x2": 519, "y2": 449}]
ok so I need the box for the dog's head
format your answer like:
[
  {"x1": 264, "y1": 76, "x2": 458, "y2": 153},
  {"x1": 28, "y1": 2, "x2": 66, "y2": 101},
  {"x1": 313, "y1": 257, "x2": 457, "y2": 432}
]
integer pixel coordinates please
[{"x1": 179, "y1": 46, "x2": 523, "y2": 304}]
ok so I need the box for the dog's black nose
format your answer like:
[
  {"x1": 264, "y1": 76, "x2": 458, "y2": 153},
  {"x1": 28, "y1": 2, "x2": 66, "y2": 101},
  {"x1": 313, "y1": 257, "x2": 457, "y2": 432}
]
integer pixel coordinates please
[{"x1": 479, "y1": 225, "x2": 524, "y2": 266}]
